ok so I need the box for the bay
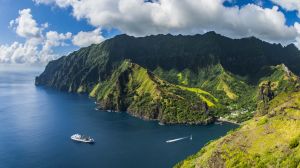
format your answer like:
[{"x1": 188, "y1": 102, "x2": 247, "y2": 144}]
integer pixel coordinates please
[{"x1": 0, "y1": 68, "x2": 237, "y2": 168}]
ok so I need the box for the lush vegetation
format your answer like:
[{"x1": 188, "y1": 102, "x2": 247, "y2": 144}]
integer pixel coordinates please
[
  {"x1": 36, "y1": 32, "x2": 300, "y2": 124},
  {"x1": 89, "y1": 60, "x2": 218, "y2": 124},
  {"x1": 36, "y1": 32, "x2": 300, "y2": 93},
  {"x1": 175, "y1": 78, "x2": 300, "y2": 168},
  {"x1": 35, "y1": 32, "x2": 300, "y2": 167},
  {"x1": 174, "y1": 64, "x2": 300, "y2": 167}
]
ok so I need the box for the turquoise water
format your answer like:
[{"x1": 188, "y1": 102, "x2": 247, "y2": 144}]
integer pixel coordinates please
[{"x1": 0, "y1": 68, "x2": 237, "y2": 168}]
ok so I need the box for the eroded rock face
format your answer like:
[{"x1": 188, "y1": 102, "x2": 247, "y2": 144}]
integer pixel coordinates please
[
  {"x1": 260, "y1": 81, "x2": 274, "y2": 104},
  {"x1": 98, "y1": 69, "x2": 131, "y2": 112}
]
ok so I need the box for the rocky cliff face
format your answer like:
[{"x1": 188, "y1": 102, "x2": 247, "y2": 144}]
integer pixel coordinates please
[{"x1": 257, "y1": 64, "x2": 300, "y2": 115}]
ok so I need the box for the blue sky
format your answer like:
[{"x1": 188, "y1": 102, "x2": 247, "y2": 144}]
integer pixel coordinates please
[
  {"x1": 0, "y1": 0, "x2": 119, "y2": 57},
  {"x1": 1, "y1": 0, "x2": 300, "y2": 65},
  {"x1": 0, "y1": 0, "x2": 120, "y2": 43}
]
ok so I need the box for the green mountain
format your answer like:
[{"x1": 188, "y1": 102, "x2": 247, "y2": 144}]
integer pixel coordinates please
[
  {"x1": 36, "y1": 32, "x2": 300, "y2": 167},
  {"x1": 89, "y1": 60, "x2": 218, "y2": 124},
  {"x1": 35, "y1": 32, "x2": 300, "y2": 93},
  {"x1": 35, "y1": 32, "x2": 300, "y2": 123},
  {"x1": 175, "y1": 66, "x2": 300, "y2": 168},
  {"x1": 153, "y1": 63, "x2": 256, "y2": 122}
]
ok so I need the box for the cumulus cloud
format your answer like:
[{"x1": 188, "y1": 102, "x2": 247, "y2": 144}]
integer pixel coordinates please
[
  {"x1": 72, "y1": 28, "x2": 104, "y2": 47},
  {"x1": 33, "y1": 0, "x2": 300, "y2": 46},
  {"x1": 271, "y1": 0, "x2": 300, "y2": 17},
  {"x1": 0, "y1": 42, "x2": 39, "y2": 64},
  {"x1": 43, "y1": 31, "x2": 72, "y2": 51},
  {"x1": 33, "y1": 0, "x2": 75, "y2": 8},
  {"x1": 13, "y1": 9, "x2": 42, "y2": 39},
  {"x1": 0, "y1": 9, "x2": 72, "y2": 64},
  {"x1": 293, "y1": 23, "x2": 300, "y2": 48}
]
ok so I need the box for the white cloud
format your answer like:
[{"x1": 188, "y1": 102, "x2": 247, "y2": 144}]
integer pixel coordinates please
[
  {"x1": 271, "y1": 0, "x2": 300, "y2": 17},
  {"x1": 33, "y1": 0, "x2": 75, "y2": 8},
  {"x1": 0, "y1": 42, "x2": 39, "y2": 64},
  {"x1": 33, "y1": 0, "x2": 300, "y2": 46},
  {"x1": 0, "y1": 8, "x2": 72, "y2": 64},
  {"x1": 11, "y1": 9, "x2": 42, "y2": 39},
  {"x1": 72, "y1": 28, "x2": 104, "y2": 47},
  {"x1": 294, "y1": 22, "x2": 300, "y2": 48},
  {"x1": 43, "y1": 31, "x2": 72, "y2": 51}
]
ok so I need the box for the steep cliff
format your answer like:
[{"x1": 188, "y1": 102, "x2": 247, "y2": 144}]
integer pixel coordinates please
[{"x1": 36, "y1": 32, "x2": 300, "y2": 93}]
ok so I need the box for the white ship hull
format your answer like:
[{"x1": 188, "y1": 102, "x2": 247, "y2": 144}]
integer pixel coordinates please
[{"x1": 71, "y1": 134, "x2": 95, "y2": 143}]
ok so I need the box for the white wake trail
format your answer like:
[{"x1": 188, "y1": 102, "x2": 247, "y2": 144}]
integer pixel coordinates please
[{"x1": 166, "y1": 135, "x2": 192, "y2": 143}]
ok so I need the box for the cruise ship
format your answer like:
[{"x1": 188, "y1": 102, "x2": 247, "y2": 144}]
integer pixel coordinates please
[{"x1": 71, "y1": 134, "x2": 95, "y2": 143}]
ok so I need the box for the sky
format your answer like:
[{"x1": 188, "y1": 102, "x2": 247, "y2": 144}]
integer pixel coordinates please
[{"x1": 1, "y1": 0, "x2": 300, "y2": 65}]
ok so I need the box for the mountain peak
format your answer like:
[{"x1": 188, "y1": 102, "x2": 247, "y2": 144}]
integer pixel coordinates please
[{"x1": 285, "y1": 43, "x2": 298, "y2": 51}]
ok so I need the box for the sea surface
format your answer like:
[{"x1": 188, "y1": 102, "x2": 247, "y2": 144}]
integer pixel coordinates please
[{"x1": 0, "y1": 66, "x2": 237, "y2": 168}]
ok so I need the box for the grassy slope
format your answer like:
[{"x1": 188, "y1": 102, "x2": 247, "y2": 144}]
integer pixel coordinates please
[
  {"x1": 178, "y1": 86, "x2": 218, "y2": 107},
  {"x1": 175, "y1": 65, "x2": 300, "y2": 168},
  {"x1": 90, "y1": 62, "x2": 298, "y2": 124},
  {"x1": 199, "y1": 64, "x2": 255, "y2": 112},
  {"x1": 175, "y1": 91, "x2": 300, "y2": 168},
  {"x1": 90, "y1": 60, "x2": 219, "y2": 124},
  {"x1": 154, "y1": 64, "x2": 256, "y2": 122}
]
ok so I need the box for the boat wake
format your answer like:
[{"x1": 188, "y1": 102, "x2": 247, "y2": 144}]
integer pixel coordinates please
[{"x1": 166, "y1": 135, "x2": 192, "y2": 143}]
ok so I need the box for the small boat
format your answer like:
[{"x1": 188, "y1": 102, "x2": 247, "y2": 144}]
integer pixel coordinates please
[
  {"x1": 166, "y1": 135, "x2": 192, "y2": 143},
  {"x1": 71, "y1": 134, "x2": 95, "y2": 143},
  {"x1": 158, "y1": 122, "x2": 165, "y2": 126},
  {"x1": 215, "y1": 121, "x2": 223, "y2": 125}
]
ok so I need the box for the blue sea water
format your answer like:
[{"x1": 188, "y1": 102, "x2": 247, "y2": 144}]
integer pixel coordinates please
[{"x1": 0, "y1": 67, "x2": 237, "y2": 168}]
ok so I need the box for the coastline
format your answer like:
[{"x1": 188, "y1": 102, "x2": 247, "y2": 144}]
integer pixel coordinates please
[{"x1": 217, "y1": 117, "x2": 242, "y2": 126}]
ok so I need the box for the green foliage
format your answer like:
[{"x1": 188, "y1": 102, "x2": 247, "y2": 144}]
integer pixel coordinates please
[
  {"x1": 36, "y1": 32, "x2": 300, "y2": 94},
  {"x1": 154, "y1": 63, "x2": 257, "y2": 122},
  {"x1": 178, "y1": 85, "x2": 218, "y2": 107},
  {"x1": 257, "y1": 117, "x2": 268, "y2": 126},
  {"x1": 289, "y1": 136, "x2": 300, "y2": 149},
  {"x1": 256, "y1": 64, "x2": 300, "y2": 115},
  {"x1": 36, "y1": 32, "x2": 300, "y2": 124},
  {"x1": 92, "y1": 60, "x2": 216, "y2": 124},
  {"x1": 89, "y1": 83, "x2": 100, "y2": 97},
  {"x1": 175, "y1": 91, "x2": 300, "y2": 168},
  {"x1": 34, "y1": 30, "x2": 300, "y2": 168}
]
